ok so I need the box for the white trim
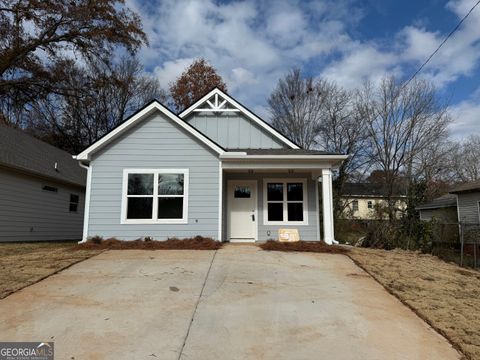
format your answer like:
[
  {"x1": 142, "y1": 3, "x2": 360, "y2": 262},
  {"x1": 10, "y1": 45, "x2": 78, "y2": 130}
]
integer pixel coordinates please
[
  {"x1": 218, "y1": 161, "x2": 223, "y2": 241},
  {"x1": 322, "y1": 169, "x2": 335, "y2": 244},
  {"x1": 263, "y1": 178, "x2": 308, "y2": 226},
  {"x1": 222, "y1": 162, "x2": 339, "y2": 170},
  {"x1": 121, "y1": 168, "x2": 189, "y2": 224},
  {"x1": 220, "y1": 154, "x2": 348, "y2": 160},
  {"x1": 75, "y1": 101, "x2": 224, "y2": 160},
  {"x1": 79, "y1": 162, "x2": 92, "y2": 243},
  {"x1": 179, "y1": 88, "x2": 300, "y2": 149},
  {"x1": 315, "y1": 177, "x2": 320, "y2": 241},
  {"x1": 227, "y1": 180, "x2": 258, "y2": 242}
]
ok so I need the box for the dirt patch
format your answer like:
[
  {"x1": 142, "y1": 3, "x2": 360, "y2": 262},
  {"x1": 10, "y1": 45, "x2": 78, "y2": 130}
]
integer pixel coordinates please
[
  {"x1": 259, "y1": 240, "x2": 349, "y2": 254},
  {"x1": 0, "y1": 242, "x2": 100, "y2": 299},
  {"x1": 349, "y1": 247, "x2": 480, "y2": 360},
  {"x1": 74, "y1": 236, "x2": 222, "y2": 250}
]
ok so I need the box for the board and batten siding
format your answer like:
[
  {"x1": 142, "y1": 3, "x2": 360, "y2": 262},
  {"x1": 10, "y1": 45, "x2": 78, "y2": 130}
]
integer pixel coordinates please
[
  {"x1": 457, "y1": 191, "x2": 480, "y2": 224},
  {"x1": 185, "y1": 113, "x2": 285, "y2": 149},
  {"x1": 87, "y1": 111, "x2": 220, "y2": 240},
  {"x1": 223, "y1": 172, "x2": 319, "y2": 241},
  {"x1": 0, "y1": 167, "x2": 85, "y2": 242}
]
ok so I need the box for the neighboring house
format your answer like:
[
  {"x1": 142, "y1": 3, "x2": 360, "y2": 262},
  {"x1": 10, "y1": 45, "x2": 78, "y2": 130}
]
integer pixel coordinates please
[
  {"x1": 0, "y1": 125, "x2": 86, "y2": 242},
  {"x1": 450, "y1": 180, "x2": 480, "y2": 224},
  {"x1": 340, "y1": 183, "x2": 407, "y2": 220},
  {"x1": 416, "y1": 194, "x2": 458, "y2": 223},
  {"x1": 74, "y1": 88, "x2": 347, "y2": 243}
]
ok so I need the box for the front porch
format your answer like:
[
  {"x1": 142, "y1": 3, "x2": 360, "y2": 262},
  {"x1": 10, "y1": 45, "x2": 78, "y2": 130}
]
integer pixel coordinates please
[{"x1": 219, "y1": 151, "x2": 343, "y2": 243}]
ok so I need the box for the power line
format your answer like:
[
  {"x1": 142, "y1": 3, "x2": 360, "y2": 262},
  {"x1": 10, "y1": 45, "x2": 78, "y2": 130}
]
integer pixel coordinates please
[{"x1": 403, "y1": 0, "x2": 480, "y2": 89}]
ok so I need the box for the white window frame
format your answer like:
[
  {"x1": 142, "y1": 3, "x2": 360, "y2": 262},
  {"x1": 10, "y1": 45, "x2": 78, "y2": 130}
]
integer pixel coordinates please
[
  {"x1": 263, "y1": 178, "x2": 308, "y2": 226},
  {"x1": 121, "y1": 168, "x2": 189, "y2": 224},
  {"x1": 367, "y1": 200, "x2": 373, "y2": 209},
  {"x1": 352, "y1": 200, "x2": 359, "y2": 212}
]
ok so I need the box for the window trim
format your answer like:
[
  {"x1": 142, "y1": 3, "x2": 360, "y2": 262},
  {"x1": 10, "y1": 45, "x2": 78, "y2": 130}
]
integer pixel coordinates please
[
  {"x1": 352, "y1": 200, "x2": 359, "y2": 212},
  {"x1": 367, "y1": 200, "x2": 373, "y2": 209},
  {"x1": 121, "y1": 168, "x2": 189, "y2": 224},
  {"x1": 69, "y1": 193, "x2": 80, "y2": 213},
  {"x1": 263, "y1": 178, "x2": 308, "y2": 226}
]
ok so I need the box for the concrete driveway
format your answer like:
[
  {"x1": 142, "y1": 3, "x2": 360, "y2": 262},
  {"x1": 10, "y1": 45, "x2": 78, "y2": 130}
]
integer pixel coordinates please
[{"x1": 0, "y1": 245, "x2": 460, "y2": 359}]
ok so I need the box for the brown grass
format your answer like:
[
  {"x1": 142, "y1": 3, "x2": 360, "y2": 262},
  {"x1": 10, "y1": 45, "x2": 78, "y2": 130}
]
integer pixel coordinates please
[
  {"x1": 0, "y1": 242, "x2": 100, "y2": 299},
  {"x1": 74, "y1": 236, "x2": 222, "y2": 250},
  {"x1": 259, "y1": 240, "x2": 349, "y2": 254},
  {"x1": 349, "y1": 247, "x2": 480, "y2": 360}
]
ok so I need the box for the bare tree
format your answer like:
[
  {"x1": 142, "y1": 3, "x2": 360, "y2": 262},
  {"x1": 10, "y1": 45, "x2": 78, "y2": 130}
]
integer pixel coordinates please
[
  {"x1": 450, "y1": 135, "x2": 480, "y2": 182},
  {"x1": 27, "y1": 57, "x2": 166, "y2": 153},
  {"x1": 268, "y1": 69, "x2": 326, "y2": 149},
  {"x1": 358, "y1": 76, "x2": 450, "y2": 220}
]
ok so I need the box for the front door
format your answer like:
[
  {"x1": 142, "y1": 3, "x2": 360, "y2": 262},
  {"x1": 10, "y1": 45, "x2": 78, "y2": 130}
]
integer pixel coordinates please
[{"x1": 227, "y1": 180, "x2": 257, "y2": 242}]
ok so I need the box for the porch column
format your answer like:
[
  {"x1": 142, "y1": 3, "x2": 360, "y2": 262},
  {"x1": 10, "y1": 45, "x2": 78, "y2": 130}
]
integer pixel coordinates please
[{"x1": 322, "y1": 168, "x2": 335, "y2": 244}]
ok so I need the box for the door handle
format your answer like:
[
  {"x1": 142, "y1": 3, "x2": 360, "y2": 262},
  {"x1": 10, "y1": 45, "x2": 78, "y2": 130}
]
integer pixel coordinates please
[{"x1": 251, "y1": 214, "x2": 255, "y2": 221}]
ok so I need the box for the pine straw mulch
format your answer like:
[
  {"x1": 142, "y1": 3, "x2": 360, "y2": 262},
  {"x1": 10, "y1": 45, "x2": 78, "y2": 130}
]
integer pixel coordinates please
[
  {"x1": 349, "y1": 247, "x2": 480, "y2": 360},
  {"x1": 74, "y1": 236, "x2": 222, "y2": 250},
  {"x1": 259, "y1": 240, "x2": 349, "y2": 254}
]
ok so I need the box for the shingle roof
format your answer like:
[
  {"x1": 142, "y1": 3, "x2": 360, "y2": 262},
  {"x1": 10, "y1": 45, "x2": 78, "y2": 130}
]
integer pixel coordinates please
[
  {"x1": 0, "y1": 125, "x2": 86, "y2": 187},
  {"x1": 226, "y1": 148, "x2": 342, "y2": 155},
  {"x1": 449, "y1": 179, "x2": 480, "y2": 193},
  {"x1": 415, "y1": 194, "x2": 457, "y2": 210},
  {"x1": 341, "y1": 182, "x2": 407, "y2": 197}
]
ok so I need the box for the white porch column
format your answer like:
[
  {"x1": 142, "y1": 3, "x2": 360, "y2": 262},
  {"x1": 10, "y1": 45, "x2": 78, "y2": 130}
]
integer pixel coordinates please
[{"x1": 321, "y1": 168, "x2": 335, "y2": 244}]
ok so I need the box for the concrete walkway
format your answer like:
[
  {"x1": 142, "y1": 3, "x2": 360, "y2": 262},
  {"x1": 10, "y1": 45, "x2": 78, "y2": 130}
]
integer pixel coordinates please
[{"x1": 0, "y1": 245, "x2": 460, "y2": 359}]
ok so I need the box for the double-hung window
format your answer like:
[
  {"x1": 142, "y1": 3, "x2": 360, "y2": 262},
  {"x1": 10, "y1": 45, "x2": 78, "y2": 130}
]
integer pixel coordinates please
[
  {"x1": 122, "y1": 169, "x2": 189, "y2": 224},
  {"x1": 264, "y1": 179, "x2": 307, "y2": 225}
]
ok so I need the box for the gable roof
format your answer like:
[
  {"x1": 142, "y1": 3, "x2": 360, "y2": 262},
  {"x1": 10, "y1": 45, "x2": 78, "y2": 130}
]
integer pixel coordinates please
[
  {"x1": 415, "y1": 194, "x2": 457, "y2": 210},
  {"x1": 341, "y1": 182, "x2": 407, "y2": 197},
  {"x1": 449, "y1": 179, "x2": 480, "y2": 194},
  {"x1": 179, "y1": 88, "x2": 301, "y2": 149},
  {"x1": 75, "y1": 100, "x2": 225, "y2": 161},
  {"x1": 0, "y1": 124, "x2": 86, "y2": 187}
]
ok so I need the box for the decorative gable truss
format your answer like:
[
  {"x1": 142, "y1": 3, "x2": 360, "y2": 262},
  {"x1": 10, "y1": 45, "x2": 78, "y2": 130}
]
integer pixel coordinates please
[
  {"x1": 193, "y1": 92, "x2": 240, "y2": 113},
  {"x1": 179, "y1": 88, "x2": 300, "y2": 149}
]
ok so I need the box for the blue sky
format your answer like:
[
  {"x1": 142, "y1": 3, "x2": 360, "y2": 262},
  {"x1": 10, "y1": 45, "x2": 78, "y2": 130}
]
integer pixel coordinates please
[{"x1": 126, "y1": 0, "x2": 480, "y2": 140}]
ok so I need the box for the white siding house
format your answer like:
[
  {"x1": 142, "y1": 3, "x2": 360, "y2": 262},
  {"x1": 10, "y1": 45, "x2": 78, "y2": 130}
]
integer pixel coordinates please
[{"x1": 75, "y1": 88, "x2": 347, "y2": 243}]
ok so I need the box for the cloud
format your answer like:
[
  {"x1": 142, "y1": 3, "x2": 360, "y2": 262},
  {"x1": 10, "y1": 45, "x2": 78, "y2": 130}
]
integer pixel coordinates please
[
  {"x1": 125, "y1": 0, "x2": 480, "y2": 139},
  {"x1": 449, "y1": 99, "x2": 480, "y2": 140}
]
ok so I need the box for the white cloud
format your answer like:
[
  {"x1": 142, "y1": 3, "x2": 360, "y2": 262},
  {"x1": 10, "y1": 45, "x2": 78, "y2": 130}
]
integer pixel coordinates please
[
  {"x1": 125, "y1": 0, "x2": 480, "y2": 138},
  {"x1": 449, "y1": 99, "x2": 480, "y2": 140}
]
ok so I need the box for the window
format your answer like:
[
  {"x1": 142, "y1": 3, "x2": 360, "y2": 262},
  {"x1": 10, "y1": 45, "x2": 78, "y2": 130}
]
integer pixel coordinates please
[
  {"x1": 69, "y1": 194, "x2": 79, "y2": 212},
  {"x1": 264, "y1": 179, "x2": 307, "y2": 225},
  {"x1": 367, "y1": 200, "x2": 373, "y2": 209},
  {"x1": 234, "y1": 186, "x2": 251, "y2": 198},
  {"x1": 352, "y1": 200, "x2": 359, "y2": 212},
  {"x1": 42, "y1": 185, "x2": 58, "y2": 192},
  {"x1": 122, "y1": 169, "x2": 189, "y2": 224}
]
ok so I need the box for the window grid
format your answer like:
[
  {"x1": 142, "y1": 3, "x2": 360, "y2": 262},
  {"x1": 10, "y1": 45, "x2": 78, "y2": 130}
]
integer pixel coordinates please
[{"x1": 264, "y1": 179, "x2": 307, "y2": 225}]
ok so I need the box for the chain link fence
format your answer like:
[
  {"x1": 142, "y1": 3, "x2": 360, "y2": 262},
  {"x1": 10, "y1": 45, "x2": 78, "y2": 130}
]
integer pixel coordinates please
[{"x1": 430, "y1": 222, "x2": 479, "y2": 269}]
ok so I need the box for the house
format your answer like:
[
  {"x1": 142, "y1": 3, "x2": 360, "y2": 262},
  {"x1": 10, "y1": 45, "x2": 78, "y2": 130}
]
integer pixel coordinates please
[
  {"x1": 416, "y1": 194, "x2": 458, "y2": 223},
  {"x1": 450, "y1": 180, "x2": 480, "y2": 224},
  {"x1": 340, "y1": 182, "x2": 407, "y2": 220},
  {"x1": 74, "y1": 88, "x2": 347, "y2": 243},
  {"x1": 0, "y1": 125, "x2": 86, "y2": 242}
]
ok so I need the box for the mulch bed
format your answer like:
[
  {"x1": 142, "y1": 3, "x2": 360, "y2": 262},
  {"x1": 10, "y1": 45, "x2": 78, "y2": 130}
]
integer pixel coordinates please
[
  {"x1": 74, "y1": 236, "x2": 222, "y2": 250},
  {"x1": 259, "y1": 240, "x2": 349, "y2": 254}
]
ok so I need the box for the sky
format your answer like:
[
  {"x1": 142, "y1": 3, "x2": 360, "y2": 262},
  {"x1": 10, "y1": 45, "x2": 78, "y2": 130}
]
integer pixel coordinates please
[{"x1": 125, "y1": 0, "x2": 480, "y2": 140}]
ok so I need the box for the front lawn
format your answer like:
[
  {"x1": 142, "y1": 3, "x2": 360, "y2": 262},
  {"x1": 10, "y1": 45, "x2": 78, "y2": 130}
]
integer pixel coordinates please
[
  {"x1": 349, "y1": 247, "x2": 480, "y2": 360},
  {"x1": 0, "y1": 242, "x2": 100, "y2": 299}
]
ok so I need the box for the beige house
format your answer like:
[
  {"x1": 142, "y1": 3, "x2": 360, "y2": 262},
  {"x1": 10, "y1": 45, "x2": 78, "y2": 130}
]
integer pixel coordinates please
[{"x1": 340, "y1": 183, "x2": 407, "y2": 220}]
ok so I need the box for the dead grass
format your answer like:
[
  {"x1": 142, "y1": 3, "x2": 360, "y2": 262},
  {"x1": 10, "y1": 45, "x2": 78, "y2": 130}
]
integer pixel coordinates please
[
  {"x1": 259, "y1": 240, "x2": 349, "y2": 254},
  {"x1": 349, "y1": 247, "x2": 480, "y2": 360},
  {"x1": 74, "y1": 236, "x2": 222, "y2": 250},
  {"x1": 0, "y1": 242, "x2": 100, "y2": 299}
]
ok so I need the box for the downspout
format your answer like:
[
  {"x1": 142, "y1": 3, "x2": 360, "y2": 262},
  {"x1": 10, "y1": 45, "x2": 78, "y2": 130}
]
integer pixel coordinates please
[{"x1": 78, "y1": 160, "x2": 91, "y2": 243}]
